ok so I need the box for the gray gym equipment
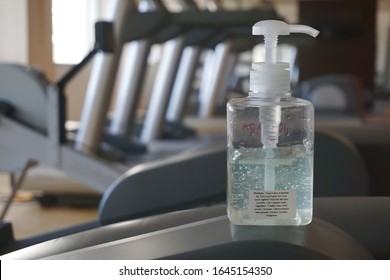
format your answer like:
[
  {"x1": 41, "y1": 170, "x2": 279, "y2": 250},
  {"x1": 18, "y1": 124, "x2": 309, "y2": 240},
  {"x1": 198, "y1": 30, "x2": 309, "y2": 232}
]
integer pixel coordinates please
[
  {"x1": 160, "y1": 1, "x2": 278, "y2": 137},
  {"x1": 0, "y1": 64, "x2": 126, "y2": 192},
  {"x1": 139, "y1": 0, "x2": 198, "y2": 143},
  {"x1": 198, "y1": 40, "x2": 235, "y2": 117},
  {"x1": 197, "y1": 0, "x2": 247, "y2": 119},
  {"x1": 77, "y1": 0, "x2": 278, "y2": 149},
  {"x1": 164, "y1": 0, "x2": 222, "y2": 125},
  {"x1": 0, "y1": 62, "x2": 226, "y2": 197},
  {"x1": 75, "y1": 0, "x2": 135, "y2": 154},
  {"x1": 0, "y1": 143, "x2": 227, "y2": 255},
  {"x1": 108, "y1": 0, "x2": 162, "y2": 138},
  {"x1": 4, "y1": 199, "x2": 390, "y2": 260},
  {"x1": 314, "y1": 128, "x2": 370, "y2": 196},
  {"x1": 0, "y1": 5, "x2": 277, "y2": 193},
  {"x1": 165, "y1": 41, "x2": 202, "y2": 124},
  {"x1": 98, "y1": 142, "x2": 227, "y2": 225}
]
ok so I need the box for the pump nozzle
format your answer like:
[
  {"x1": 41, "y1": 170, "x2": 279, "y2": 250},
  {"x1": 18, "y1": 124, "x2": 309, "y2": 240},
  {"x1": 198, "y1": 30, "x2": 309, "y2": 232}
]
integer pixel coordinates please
[
  {"x1": 253, "y1": 20, "x2": 319, "y2": 37},
  {"x1": 253, "y1": 20, "x2": 319, "y2": 64}
]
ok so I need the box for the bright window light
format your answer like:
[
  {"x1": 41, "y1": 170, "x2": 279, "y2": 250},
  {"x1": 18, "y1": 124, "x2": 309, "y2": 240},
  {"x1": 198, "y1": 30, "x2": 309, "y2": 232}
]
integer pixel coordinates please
[{"x1": 52, "y1": 0, "x2": 95, "y2": 64}]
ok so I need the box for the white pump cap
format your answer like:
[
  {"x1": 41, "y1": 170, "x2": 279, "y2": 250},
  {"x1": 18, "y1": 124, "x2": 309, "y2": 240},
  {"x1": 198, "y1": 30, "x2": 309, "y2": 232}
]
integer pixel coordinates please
[{"x1": 250, "y1": 20, "x2": 319, "y2": 95}]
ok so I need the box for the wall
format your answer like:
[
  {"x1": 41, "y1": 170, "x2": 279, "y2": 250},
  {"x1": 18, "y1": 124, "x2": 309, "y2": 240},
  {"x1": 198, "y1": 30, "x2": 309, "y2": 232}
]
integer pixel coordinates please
[{"x1": 0, "y1": 0, "x2": 28, "y2": 63}]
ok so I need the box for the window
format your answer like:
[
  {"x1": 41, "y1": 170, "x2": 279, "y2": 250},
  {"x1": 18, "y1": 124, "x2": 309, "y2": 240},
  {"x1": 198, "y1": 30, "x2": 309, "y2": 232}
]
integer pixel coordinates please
[{"x1": 52, "y1": 0, "x2": 109, "y2": 64}]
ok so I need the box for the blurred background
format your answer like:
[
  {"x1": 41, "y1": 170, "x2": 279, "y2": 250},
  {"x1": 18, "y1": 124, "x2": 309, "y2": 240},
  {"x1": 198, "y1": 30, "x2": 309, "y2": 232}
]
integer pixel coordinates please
[{"x1": 0, "y1": 0, "x2": 389, "y2": 241}]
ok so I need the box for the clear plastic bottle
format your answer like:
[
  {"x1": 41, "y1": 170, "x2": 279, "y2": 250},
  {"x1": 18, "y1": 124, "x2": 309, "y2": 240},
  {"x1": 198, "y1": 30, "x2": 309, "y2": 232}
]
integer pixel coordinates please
[{"x1": 227, "y1": 20, "x2": 319, "y2": 226}]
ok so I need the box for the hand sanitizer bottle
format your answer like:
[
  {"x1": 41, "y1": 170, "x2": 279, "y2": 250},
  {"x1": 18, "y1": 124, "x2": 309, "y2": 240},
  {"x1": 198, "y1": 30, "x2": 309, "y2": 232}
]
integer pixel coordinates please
[{"x1": 227, "y1": 20, "x2": 319, "y2": 226}]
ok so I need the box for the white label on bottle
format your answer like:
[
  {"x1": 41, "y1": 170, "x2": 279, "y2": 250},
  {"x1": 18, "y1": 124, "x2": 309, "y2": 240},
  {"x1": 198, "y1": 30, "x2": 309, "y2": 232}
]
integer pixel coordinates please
[{"x1": 249, "y1": 190, "x2": 296, "y2": 219}]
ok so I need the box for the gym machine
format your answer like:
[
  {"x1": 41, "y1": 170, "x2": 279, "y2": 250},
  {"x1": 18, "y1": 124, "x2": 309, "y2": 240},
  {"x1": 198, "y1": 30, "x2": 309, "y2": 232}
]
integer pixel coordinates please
[
  {"x1": 2, "y1": 197, "x2": 390, "y2": 259},
  {"x1": 0, "y1": 1, "x2": 277, "y2": 192}
]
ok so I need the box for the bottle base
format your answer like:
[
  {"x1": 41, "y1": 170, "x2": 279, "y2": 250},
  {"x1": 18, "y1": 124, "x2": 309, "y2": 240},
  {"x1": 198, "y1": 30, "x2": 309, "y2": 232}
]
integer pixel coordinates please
[{"x1": 228, "y1": 209, "x2": 312, "y2": 226}]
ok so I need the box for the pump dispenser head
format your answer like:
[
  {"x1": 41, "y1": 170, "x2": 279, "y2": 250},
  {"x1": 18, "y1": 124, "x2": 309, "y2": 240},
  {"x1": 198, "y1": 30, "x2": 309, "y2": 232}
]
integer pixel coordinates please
[
  {"x1": 250, "y1": 20, "x2": 319, "y2": 94},
  {"x1": 253, "y1": 20, "x2": 319, "y2": 64}
]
